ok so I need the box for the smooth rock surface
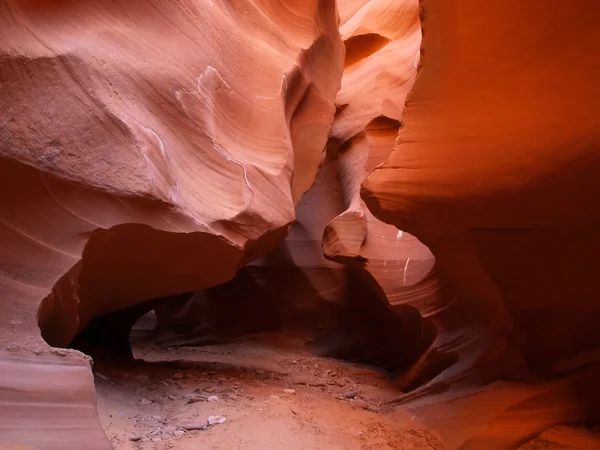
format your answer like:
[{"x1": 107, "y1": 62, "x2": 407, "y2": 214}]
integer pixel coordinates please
[
  {"x1": 0, "y1": 0, "x2": 343, "y2": 447},
  {"x1": 362, "y1": 0, "x2": 600, "y2": 448}
]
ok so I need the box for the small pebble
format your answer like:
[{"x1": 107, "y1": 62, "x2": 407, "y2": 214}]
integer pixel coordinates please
[
  {"x1": 129, "y1": 434, "x2": 143, "y2": 442},
  {"x1": 283, "y1": 389, "x2": 296, "y2": 395},
  {"x1": 208, "y1": 415, "x2": 227, "y2": 425},
  {"x1": 173, "y1": 430, "x2": 186, "y2": 437},
  {"x1": 207, "y1": 395, "x2": 219, "y2": 402},
  {"x1": 352, "y1": 399, "x2": 369, "y2": 410},
  {"x1": 140, "y1": 398, "x2": 152, "y2": 406},
  {"x1": 151, "y1": 437, "x2": 162, "y2": 442},
  {"x1": 187, "y1": 396, "x2": 204, "y2": 404},
  {"x1": 182, "y1": 420, "x2": 208, "y2": 431},
  {"x1": 341, "y1": 391, "x2": 358, "y2": 399},
  {"x1": 163, "y1": 425, "x2": 177, "y2": 434}
]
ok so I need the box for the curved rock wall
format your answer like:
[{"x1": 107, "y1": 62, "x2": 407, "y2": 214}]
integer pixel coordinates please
[
  {"x1": 2, "y1": 0, "x2": 600, "y2": 448},
  {"x1": 362, "y1": 0, "x2": 600, "y2": 447},
  {"x1": 0, "y1": 0, "x2": 343, "y2": 447}
]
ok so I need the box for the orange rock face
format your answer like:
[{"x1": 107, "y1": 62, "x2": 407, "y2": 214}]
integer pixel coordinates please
[
  {"x1": 362, "y1": 0, "x2": 600, "y2": 447},
  {"x1": 0, "y1": 0, "x2": 343, "y2": 447},
  {"x1": 321, "y1": 0, "x2": 441, "y2": 389},
  {"x1": 2, "y1": 0, "x2": 600, "y2": 448}
]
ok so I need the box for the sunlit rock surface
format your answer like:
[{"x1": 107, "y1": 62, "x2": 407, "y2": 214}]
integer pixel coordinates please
[{"x1": 0, "y1": 0, "x2": 343, "y2": 447}]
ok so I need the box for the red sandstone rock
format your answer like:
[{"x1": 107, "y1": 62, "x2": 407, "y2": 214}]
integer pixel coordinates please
[
  {"x1": 518, "y1": 426, "x2": 600, "y2": 450},
  {"x1": 2, "y1": 0, "x2": 600, "y2": 448},
  {"x1": 0, "y1": 0, "x2": 343, "y2": 447},
  {"x1": 320, "y1": 0, "x2": 440, "y2": 386},
  {"x1": 362, "y1": 0, "x2": 600, "y2": 447}
]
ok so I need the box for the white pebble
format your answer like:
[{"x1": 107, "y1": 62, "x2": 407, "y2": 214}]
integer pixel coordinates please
[{"x1": 207, "y1": 415, "x2": 227, "y2": 425}]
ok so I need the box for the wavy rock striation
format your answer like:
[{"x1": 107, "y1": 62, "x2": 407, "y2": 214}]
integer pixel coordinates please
[
  {"x1": 3, "y1": 0, "x2": 600, "y2": 448},
  {"x1": 319, "y1": 0, "x2": 442, "y2": 386},
  {"x1": 362, "y1": 0, "x2": 600, "y2": 447},
  {"x1": 0, "y1": 0, "x2": 343, "y2": 447}
]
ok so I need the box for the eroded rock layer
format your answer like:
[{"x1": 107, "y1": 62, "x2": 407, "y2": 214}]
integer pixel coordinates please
[
  {"x1": 319, "y1": 0, "x2": 443, "y2": 388},
  {"x1": 2, "y1": 0, "x2": 599, "y2": 448},
  {"x1": 362, "y1": 0, "x2": 600, "y2": 447},
  {"x1": 148, "y1": 0, "x2": 443, "y2": 398},
  {"x1": 0, "y1": 0, "x2": 343, "y2": 447}
]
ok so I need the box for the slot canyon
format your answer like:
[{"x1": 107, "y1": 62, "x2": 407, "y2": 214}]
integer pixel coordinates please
[{"x1": 1, "y1": 0, "x2": 600, "y2": 448}]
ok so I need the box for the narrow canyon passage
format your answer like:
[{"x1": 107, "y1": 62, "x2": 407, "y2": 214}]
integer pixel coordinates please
[
  {"x1": 51, "y1": 224, "x2": 443, "y2": 448},
  {"x1": 96, "y1": 326, "x2": 443, "y2": 450},
  {"x1": 2, "y1": 0, "x2": 600, "y2": 449}
]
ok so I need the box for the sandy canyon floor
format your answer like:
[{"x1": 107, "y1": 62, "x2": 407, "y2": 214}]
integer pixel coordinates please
[{"x1": 93, "y1": 333, "x2": 443, "y2": 450}]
